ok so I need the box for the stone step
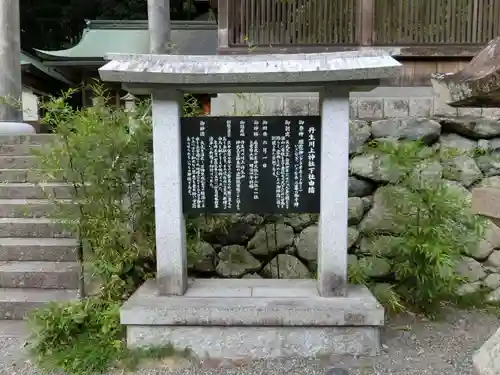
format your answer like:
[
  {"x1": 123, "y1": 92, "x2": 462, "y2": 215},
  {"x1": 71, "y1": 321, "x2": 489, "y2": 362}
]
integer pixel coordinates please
[
  {"x1": 0, "y1": 288, "x2": 79, "y2": 320},
  {"x1": 0, "y1": 218, "x2": 74, "y2": 238},
  {"x1": 0, "y1": 183, "x2": 74, "y2": 199},
  {"x1": 0, "y1": 199, "x2": 72, "y2": 218},
  {"x1": 0, "y1": 134, "x2": 56, "y2": 146},
  {"x1": 0, "y1": 143, "x2": 42, "y2": 156},
  {"x1": 0, "y1": 261, "x2": 80, "y2": 289},
  {"x1": 0, "y1": 156, "x2": 39, "y2": 169},
  {"x1": 0, "y1": 238, "x2": 78, "y2": 262},
  {"x1": 0, "y1": 169, "x2": 64, "y2": 183}
]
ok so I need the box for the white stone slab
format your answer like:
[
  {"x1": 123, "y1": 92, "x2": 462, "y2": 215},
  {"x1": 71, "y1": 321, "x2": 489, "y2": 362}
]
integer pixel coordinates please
[
  {"x1": 121, "y1": 279, "x2": 384, "y2": 326},
  {"x1": 127, "y1": 325, "x2": 380, "y2": 358},
  {"x1": 474, "y1": 327, "x2": 500, "y2": 375}
]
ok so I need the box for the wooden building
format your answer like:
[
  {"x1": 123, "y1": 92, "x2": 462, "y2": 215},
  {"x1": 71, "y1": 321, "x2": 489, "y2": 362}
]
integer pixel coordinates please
[{"x1": 214, "y1": 0, "x2": 500, "y2": 86}]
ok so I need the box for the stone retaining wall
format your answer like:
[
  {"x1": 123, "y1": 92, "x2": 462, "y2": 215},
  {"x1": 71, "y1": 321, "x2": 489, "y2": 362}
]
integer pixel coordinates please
[
  {"x1": 211, "y1": 87, "x2": 500, "y2": 119},
  {"x1": 188, "y1": 115, "x2": 500, "y2": 301}
]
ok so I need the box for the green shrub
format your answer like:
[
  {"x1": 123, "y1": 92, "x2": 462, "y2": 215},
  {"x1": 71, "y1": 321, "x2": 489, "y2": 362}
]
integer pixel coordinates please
[
  {"x1": 353, "y1": 140, "x2": 486, "y2": 315},
  {"x1": 27, "y1": 87, "x2": 203, "y2": 374},
  {"x1": 28, "y1": 299, "x2": 123, "y2": 374},
  {"x1": 33, "y1": 86, "x2": 156, "y2": 301}
]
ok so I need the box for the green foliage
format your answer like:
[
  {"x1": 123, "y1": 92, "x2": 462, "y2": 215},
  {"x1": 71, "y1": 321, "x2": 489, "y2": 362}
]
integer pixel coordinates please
[
  {"x1": 28, "y1": 299, "x2": 123, "y2": 374},
  {"x1": 348, "y1": 257, "x2": 405, "y2": 314},
  {"x1": 364, "y1": 139, "x2": 486, "y2": 315},
  {"x1": 33, "y1": 85, "x2": 155, "y2": 301},
  {"x1": 27, "y1": 298, "x2": 191, "y2": 374},
  {"x1": 28, "y1": 86, "x2": 203, "y2": 374}
]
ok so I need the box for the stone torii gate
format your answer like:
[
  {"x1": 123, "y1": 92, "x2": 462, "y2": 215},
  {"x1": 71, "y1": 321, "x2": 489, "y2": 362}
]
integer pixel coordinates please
[{"x1": 99, "y1": 51, "x2": 401, "y2": 359}]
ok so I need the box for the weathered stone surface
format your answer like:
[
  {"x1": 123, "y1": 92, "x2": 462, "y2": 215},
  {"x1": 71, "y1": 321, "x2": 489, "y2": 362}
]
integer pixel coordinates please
[
  {"x1": 477, "y1": 176, "x2": 500, "y2": 189},
  {"x1": 439, "y1": 116, "x2": 500, "y2": 139},
  {"x1": 295, "y1": 225, "x2": 318, "y2": 262},
  {"x1": 325, "y1": 368, "x2": 350, "y2": 375},
  {"x1": 471, "y1": 187, "x2": 500, "y2": 228},
  {"x1": 347, "y1": 227, "x2": 359, "y2": 249},
  {"x1": 348, "y1": 254, "x2": 358, "y2": 268},
  {"x1": 283, "y1": 214, "x2": 315, "y2": 232},
  {"x1": 431, "y1": 36, "x2": 500, "y2": 107},
  {"x1": 409, "y1": 97, "x2": 433, "y2": 117},
  {"x1": 348, "y1": 176, "x2": 375, "y2": 197},
  {"x1": 242, "y1": 273, "x2": 262, "y2": 279},
  {"x1": 483, "y1": 273, "x2": 500, "y2": 289},
  {"x1": 361, "y1": 196, "x2": 373, "y2": 212},
  {"x1": 0, "y1": 261, "x2": 80, "y2": 289},
  {"x1": 216, "y1": 245, "x2": 261, "y2": 278},
  {"x1": 0, "y1": 288, "x2": 79, "y2": 320},
  {"x1": 123, "y1": 279, "x2": 385, "y2": 325},
  {"x1": 248, "y1": 224, "x2": 294, "y2": 256},
  {"x1": 359, "y1": 186, "x2": 406, "y2": 234},
  {"x1": 127, "y1": 325, "x2": 381, "y2": 358},
  {"x1": 473, "y1": 326, "x2": 500, "y2": 375},
  {"x1": 348, "y1": 197, "x2": 365, "y2": 225},
  {"x1": 484, "y1": 265, "x2": 499, "y2": 274},
  {"x1": 443, "y1": 179, "x2": 471, "y2": 200},
  {"x1": 487, "y1": 287, "x2": 500, "y2": 302},
  {"x1": 262, "y1": 254, "x2": 311, "y2": 279},
  {"x1": 486, "y1": 250, "x2": 500, "y2": 269},
  {"x1": 442, "y1": 154, "x2": 483, "y2": 187},
  {"x1": 383, "y1": 98, "x2": 410, "y2": 118},
  {"x1": 467, "y1": 221, "x2": 500, "y2": 261},
  {"x1": 101, "y1": 51, "x2": 402, "y2": 88},
  {"x1": 476, "y1": 154, "x2": 500, "y2": 177},
  {"x1": 188, "y1": 241, "x2": 216, "y2": 272},
  {"x1": 0, "y1": 237, "x2": 77, "y2": 262},
  {"x1": 478, "y1": 138, "x2": 491, "y2": 151},
  {"x1": 121, "y1": 279, "x2": 385, "y2": 358},
  {"x1": 439, "y1": 133, "x2": 478, "y2": 155},
  {"x1": 0, "y1": 183, "x2": 74, "y2": 200},
  {"x1": 371, "y1": 118, "x2": 441, "y2": 144},
  {"x1": 409, "y1": 160, "x2": 443, "y2": 185},
  {"x1": 358, "y1": 98, "x2": 383, "y2": 119},
  {"x1": 194, "y1": 214, "x2": 263, "y2": 246},
  {"x1": 359, "y1": 256, "x2": 391, "y2": 278},
  {"x1": 349, "y1": 120, "x2": 371, "y2": 155},
  {"x1": 487, "y1": 138, "x2": 500, "y2": 153},
  {"x1": 455, "y1": 257, "x2": 486, "y2": 282},
  {"x1": 456, "y1": 281, "x2": 482, "y2": 296},
  {"x1": 358, "y1": 235, "x2": 401, "y2": 257},
  {"x1": 371, "y1": 283, "x2": 394, "y2": 298},
  {"x1": 349, "y1": 154, "x2": 401, "y2": 183}
]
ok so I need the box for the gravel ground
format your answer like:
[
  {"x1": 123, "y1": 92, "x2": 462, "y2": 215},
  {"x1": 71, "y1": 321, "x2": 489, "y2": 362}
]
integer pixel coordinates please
[{"x1": 1, "y1": 308, "x2": 498, "y2": 375}]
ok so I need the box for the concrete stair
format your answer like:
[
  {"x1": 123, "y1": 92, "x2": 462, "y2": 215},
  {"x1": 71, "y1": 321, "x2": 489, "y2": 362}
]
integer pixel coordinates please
[{"x1": 0, "y1": 135, "x2": 79, "y2": 320}]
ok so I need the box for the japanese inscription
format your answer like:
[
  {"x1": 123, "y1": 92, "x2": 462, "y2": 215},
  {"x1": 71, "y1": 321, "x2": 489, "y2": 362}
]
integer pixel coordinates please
[{"x1": 181, "y1": 116, "x2": 321, "y2": 214}]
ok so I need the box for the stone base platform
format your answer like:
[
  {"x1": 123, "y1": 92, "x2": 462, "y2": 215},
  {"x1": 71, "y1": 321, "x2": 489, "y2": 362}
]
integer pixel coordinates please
[{"x1": 121, "y1": 279, "x2": 385, "y2": 359}]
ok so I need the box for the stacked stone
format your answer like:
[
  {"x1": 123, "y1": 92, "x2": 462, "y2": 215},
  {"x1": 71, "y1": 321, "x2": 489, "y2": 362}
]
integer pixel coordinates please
[{"x1": 187, "y1": 115, "x2": 500, "y2": 301}]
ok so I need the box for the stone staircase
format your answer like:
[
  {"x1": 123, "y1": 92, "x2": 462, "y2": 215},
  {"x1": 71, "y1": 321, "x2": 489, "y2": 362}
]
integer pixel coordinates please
[{"x1": 0, "y1": 135, "x2": 79, "y2": 320}]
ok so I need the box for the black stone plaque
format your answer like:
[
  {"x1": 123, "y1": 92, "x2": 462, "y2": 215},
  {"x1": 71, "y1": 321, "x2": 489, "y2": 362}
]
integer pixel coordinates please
[{"x1": 181, "y1": 116, "x2": 321, "y2": 214}]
